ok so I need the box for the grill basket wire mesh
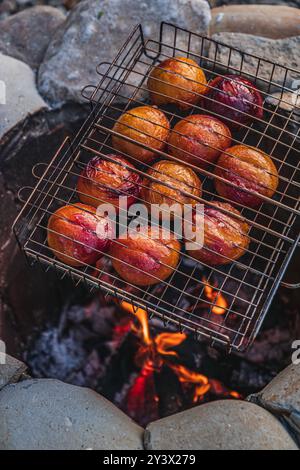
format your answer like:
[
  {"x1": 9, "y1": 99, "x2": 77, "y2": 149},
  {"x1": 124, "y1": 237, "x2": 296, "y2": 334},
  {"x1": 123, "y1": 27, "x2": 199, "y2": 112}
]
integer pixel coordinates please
[{"x1": 13, "y1": 22, "x2": 300, "y2": 353}]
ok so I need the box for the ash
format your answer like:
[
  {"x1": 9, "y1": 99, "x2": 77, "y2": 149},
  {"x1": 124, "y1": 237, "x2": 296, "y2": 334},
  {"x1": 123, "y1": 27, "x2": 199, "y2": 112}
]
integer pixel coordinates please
[{"x1": 25, "y1": 296, "x2": 129, "y2": 389}]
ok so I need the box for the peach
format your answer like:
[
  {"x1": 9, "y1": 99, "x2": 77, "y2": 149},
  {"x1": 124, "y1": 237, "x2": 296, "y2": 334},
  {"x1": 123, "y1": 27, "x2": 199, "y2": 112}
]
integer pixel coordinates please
[
  {"x1": 147, "y1": 56, "x2": 207, "y2": 110},
  {"x1": 47, "y1": 203, "x2": 114, "y2": 267},
  {"x1": 77, "y1": 154, "x2": 141, "y2": 209},
  {"x1": 215, "y1": 145, "x2": 279, "y2": 208},
  {"x1": 168, "y1": 114, "x2": 232, "y2": 169},
  {"x1": 205, "y1": 75, "x2": 263, "y2": 129},
  {"x1": 141, "y1": 160, "x2": 202, "y2": 215},
  {"x1": 109, "y1": 225, "x2": 181, "y2": 286},
  {"x1": 185, "y1": 201, "x2": 250, "y2": 266},
  {"x1": 112, "y1": 106, "x2": 170, "y2": 164}
]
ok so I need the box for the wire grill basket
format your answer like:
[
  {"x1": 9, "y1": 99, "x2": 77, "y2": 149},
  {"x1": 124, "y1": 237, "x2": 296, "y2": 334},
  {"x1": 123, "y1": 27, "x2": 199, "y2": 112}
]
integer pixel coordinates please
[{"x1": 13, "y1": 23, "x2": 300, "y2": 352}]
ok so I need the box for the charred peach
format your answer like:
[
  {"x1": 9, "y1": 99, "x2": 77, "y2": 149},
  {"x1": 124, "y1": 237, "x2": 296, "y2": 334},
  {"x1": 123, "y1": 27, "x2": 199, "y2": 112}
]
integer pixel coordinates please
[
  {"x1": 47, "y1": 203, "x2": 113, "y2": 267},
  {"x1": 185, "y1": 201, "x2": 250, "y2": 266},
  {"x1": 112, "y1": 106, "x2": 170, "y2": 164},
  {"x1": 141, "y1": 160, "x2": 202, "y2": 215},
  {"x1": 148, "y1": 56, "x2": 207, "y2": 110},
  {"x1": 110, "y1": 225, "x2": 181, "y2": 286},
  {"x1": 168, "y1": 115, "x2": 232, "y2": 169},
  {"x1": 77, "y1": 155, "x2": 141, "y2": 209},
  {"x1": 214, "y1": 145, "x2": 279, "y2": 208}
]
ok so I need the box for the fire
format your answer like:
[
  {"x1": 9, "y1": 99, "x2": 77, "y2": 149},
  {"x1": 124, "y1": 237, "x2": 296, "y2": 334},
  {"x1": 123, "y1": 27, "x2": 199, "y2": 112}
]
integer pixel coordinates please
[
  {"x1": 155, "y1": 332, "x2": 186, "y2": 357},
  {"x1": 170, "y1": 364, "x2": 211, "y2": 402},
  {"x1": 121, "y1": 302, "x2": 152, "y2": 346},
  {"x1": 202, "y1": 277, "x2": 227, "y2": 315},
  {"x1": 120, "y1": 300, "x2": 240, "y2": 405}
]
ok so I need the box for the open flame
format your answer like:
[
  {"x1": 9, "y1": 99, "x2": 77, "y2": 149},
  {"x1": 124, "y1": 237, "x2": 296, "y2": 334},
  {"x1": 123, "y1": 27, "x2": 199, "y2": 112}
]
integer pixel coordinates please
[
  {"x1": 202, "y1": 277, "x2": 227, "y2": 315},
  {"x1": 121, "y1": 300, "x2": 240, "y2": 404}
]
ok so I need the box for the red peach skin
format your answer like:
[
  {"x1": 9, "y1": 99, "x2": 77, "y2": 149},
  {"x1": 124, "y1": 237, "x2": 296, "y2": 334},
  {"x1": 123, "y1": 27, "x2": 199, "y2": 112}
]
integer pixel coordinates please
[
  {"x1": 47, "y1": 203, "x2": 114, "y2": 267},
  {"x1": 77, "y1": 155, "x2": 141, "y2": 209},
  {"x1": 168, "y1": 114, "x2": 232, "y2": 169},
  {"x1": 215, "y1": 145, "x2": 279, "y2": 208},
  {"x1": 110, "y1": 225, "x2": 181, "y2": 286},
  {"x1": 147, "y1": 56, "x2": 208, "y2": 110},
  {"x1": 205, "y1": 75, "x2": 263, "y2": 129},
  {"x1": 141, "y1": 160, "x2": 202, "y2": 213},
  {"x1": 112, "y1": 106, "x2": 170, "y2": 164},
  {"x1": 186, "y1": 201, "x2": 250, "y2": 266}
]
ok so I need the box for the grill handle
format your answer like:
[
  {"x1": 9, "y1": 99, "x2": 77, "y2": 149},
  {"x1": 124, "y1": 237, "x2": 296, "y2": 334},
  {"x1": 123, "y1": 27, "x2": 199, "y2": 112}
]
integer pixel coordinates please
[
  {"x1": 280, "y1": 240, "x2": 300, "y2": 289},
  {"x1": 280, "y1": 280, "x2": 300, "y2": 289}
]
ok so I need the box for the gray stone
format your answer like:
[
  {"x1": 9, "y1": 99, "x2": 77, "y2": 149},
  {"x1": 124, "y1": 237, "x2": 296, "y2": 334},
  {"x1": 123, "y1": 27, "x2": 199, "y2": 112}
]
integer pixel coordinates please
[
  {"x1": 0, "y1": 6, "x2": 66, "y2": 70},
  {"x1": 210, "y1": 1, "x2": 300, "y2": 8},
  {"x1": 265, "y1": 90, "x2": 300, "y2": 141},
  {"x1": 144, "y1": 400, "x2": 298, "y2": 450},
  {"x1": 0, "y1": 53, "x2": 47, "y2": 142},
  {"x1": 249, "y1": 363, "x2": 300, "y2": 445},
  {"x1": 0, "y1": 379, "x2": 143, "y2": 450},
  {"x1": 0, "y1": 354, "x2": 27, "y2": 390},
  {"x1": 208, "y1": 33, "x2": 300, "y2": 91},
  {"x1": 266, "y1": 91, "x2": 300, "y2": 115},
  {"x1": 38, "y1": 0, "x2": 211, "y2": 109},
  {"x1": 210, "y1": 5, "x2": 300, "y2": 39}
]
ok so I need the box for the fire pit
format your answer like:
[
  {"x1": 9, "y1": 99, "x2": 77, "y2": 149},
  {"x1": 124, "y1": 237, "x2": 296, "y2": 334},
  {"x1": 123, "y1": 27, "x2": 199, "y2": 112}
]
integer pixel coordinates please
[{"x1": 2, "y1": 21, "x2": 299, "y2": 449}]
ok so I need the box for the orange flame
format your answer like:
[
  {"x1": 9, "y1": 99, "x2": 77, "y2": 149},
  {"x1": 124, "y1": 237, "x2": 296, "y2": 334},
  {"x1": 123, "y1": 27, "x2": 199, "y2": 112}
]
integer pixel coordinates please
[
  {"x1": 202, "y1": 277, "x2": 227, "y2": 315},
  {"x1": 155, "y1": 332, "x2": 186, "y2": 357},
  {"x1": 121, "y1": 301, "x2": 152, "y2": 346},
  {"x1": 170, "y1": 364, "x2": 211, "y2": 403},
  {"x1": 120, "y1": 300, "x2": 240, "y2": 404}
]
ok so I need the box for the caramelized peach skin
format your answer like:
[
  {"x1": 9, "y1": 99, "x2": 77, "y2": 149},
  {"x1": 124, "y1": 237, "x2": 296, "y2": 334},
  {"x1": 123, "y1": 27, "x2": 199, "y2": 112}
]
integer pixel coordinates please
[
  {"x1": 186, "y1": 202, "x2": 250, "y2": 266},
  {"x1": 110, "y1": 226, "x2": 181, "y2": 286},
  {"x1": 205, "y1": 75, "x2": 263, "y2": 129},
  {"x1": 112, "y1": 106, "x2": 170, "y2": 164},
  {"x1": 148, "y1": 56, "x2": 207, "y2": 110},
  {"x1": 47, "y1": 203, "x2": 113, "y2": 267},
  {"x1": 141, "y1": 160, "x2": 202, "y2": 213},
  {"x1": 168, "y1": 115, "x2": 232, "y2": 169},
  {"x1": 77, "y1": 155, "x2": 141, "y2": 209},
  {"x1": 215, "y1": 145, "x2": 279, "y2": 208}
]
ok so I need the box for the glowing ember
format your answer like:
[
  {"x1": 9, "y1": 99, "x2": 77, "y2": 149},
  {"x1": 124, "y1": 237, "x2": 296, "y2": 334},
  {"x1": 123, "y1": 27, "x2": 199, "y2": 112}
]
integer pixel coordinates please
[
  {"x1": 202, "y1": 277, "x2": 227, "y2": 315},
  {"x1": 120, "y1": 300, "x2": 240, "y2": 406}
]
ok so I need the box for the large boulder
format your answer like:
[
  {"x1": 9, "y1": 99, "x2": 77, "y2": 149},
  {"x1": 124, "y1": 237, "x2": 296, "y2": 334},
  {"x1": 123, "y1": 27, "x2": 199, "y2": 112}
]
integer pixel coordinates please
[
  {"x1": 210, "y1": 5, "x2": 300, "y2": 39},
  {"x1": 38, "y1": 0, "x2": 211, "y2": 108},
  {"x1": 208, "y1": 33, "x2": 300, "y2": 91},
  {"x1": 0, "y1": 53, "x2": 47, "y2": 143},
  {"x1": 249, "y1": 363, "x2": 300, "y2": 445},
  {"x1": 0, "y1": 6, "x2": 66, "y2": 70},
  {"x1": 144, "y1": 400, "x2": 298, "y2": 450},
  {"x1": 0, "y1": 379, "x2": 144, "y2": 450},
  {"x1": 0, "y1": 354, "x2": 27, "y2": 390}
]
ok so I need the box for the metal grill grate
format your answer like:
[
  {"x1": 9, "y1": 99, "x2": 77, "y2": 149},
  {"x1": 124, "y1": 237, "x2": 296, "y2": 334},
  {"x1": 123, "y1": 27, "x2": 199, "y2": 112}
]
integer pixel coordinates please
[{"x1": 13, "y1": 23, "x2": 300, "y2": 352}]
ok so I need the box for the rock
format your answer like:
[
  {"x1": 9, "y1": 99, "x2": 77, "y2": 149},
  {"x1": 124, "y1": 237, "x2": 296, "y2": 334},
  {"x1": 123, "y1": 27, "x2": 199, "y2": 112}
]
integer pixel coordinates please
[
  {"x1": 249, "y1": 363, "x2": 300, "y2": 445},
  {"x1": 144, "y1": 400, "x2": 298, "y2": 450},
  {"x1": 211, "y1": 5, "x2": 300, "y2": 39},
  {"x1": 210, "y1": 1, "x2": 300, "y2": 8},
  {"x1": 38, "y1": 0, "x2": 211, "y2": 109},
  {"x1": 265, "y1": 89, "x2": 300, "y2": 141},
  {"x1": 0, "y1": 354, "x2": 27, "y2": 390},
  {"x1": 266, "y1": 91, "x2": 300, "y2": 115},
  {"x1": 0, "y1": 379, "x2": 143, "y2": 450},
  {"x1": 208, "y1": 33, "x2": 300, "y2": 91},
  {"x1": 0, "y1": 6, "x2": 66, "y2": 70},
  {"x1": 0, "y1": 1, "x2": 17, "y2": 20},
  {"x1": 0, "y1": 53, "x2": 47, "y2": 142}
]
